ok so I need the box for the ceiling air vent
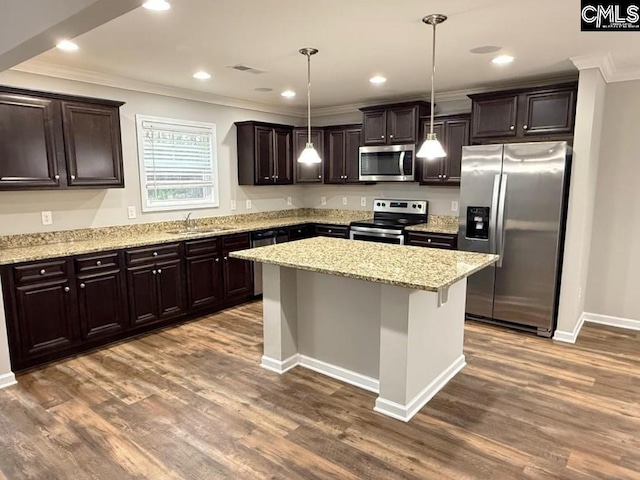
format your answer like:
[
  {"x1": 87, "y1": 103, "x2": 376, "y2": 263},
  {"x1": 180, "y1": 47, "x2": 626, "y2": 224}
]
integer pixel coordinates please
[{"x1": 227, "y1": 64, "x2": 266, "y2": 74}]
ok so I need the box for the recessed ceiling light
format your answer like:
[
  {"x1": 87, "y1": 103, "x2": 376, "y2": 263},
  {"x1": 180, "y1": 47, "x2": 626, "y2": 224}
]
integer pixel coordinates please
[
  {"x1": 492, "y1": 55, "x2": 514, "y2": 65},
  {"x1": 193, "y1": 71, "x2": 211, "y2": 80},
  {"x1": 280, "y1": 90, "x2": 296, "y2": 98},
  {"x1": 56, "y1": 40, "x2": 79, "y2": 51},
  {"x1": 142, "y1": 0, "x2": 170, "y2": 11},
  {"x1": 470, "y1": 45, "x2": 501, "y2": 54},
  {"x1": 369, "y1": 76, "x2": 387, "y2": 84}
]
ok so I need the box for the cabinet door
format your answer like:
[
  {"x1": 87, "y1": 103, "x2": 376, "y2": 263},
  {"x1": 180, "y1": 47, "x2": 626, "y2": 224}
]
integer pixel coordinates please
[
  {"x1": 186, "y1": 255, "x2": 223, "y2": 311},
  {"x1": 344, "y1": 127, "x2": 362, "y2": 183},
  {"x1": 222, "y1": 235, "x2": 253, "y2": 301},
  {"x1": 362, "y1": 110, "x2": 387, "y2": 145},
  {"x1": 156, "y1": 259, "x2": 186, "y2": 319},
  {"x1": 61, "y1": 102, "x2": 124, "y2": 187},
  {"x1": 443, "y1": 119, "x2": 469, "y2": 185},
  {"x1": 126, "y1": 264, "x2": 159, "y2": 326},
  {"x1": 255, "y1": 126, "x2": 274, "y2": 184},
  {"x1": 521, "y1": 89, "x2": 576, "y2": 136},
  {"x1": 15, "y1": 279, "x2": 77, "y2": 359},
  {"x1": 324, "y1": 129, "x2": 346, "y2": 183},
  {"x1": 77, "y1": 270, "x2": 127, "y2": 340},
  {"x1": 294, "y1": 128, "x2": 323, "y2": 183},
  {"x1": 420, "y1": 121, "x2": 445, "y2": 184},
  {"x1": 274, "y1": 128, "x2": 293, "y2": 184},
  {"x1": 471, "y1": 96, "x2": 518, "y2": 139},
  {"x1": 387, "y1": 106, "x2": 417, "y2": 144},
  {"x1": 0, "y1": 93, "x2": 61, "y2": 189}
]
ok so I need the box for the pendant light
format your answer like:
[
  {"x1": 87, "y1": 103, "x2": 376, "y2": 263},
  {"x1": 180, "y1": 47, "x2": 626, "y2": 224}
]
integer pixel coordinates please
[
  {"x1": 297, "y1": 47, "x2": 322, "y2": 164},
  {"x1": 417, "y1": 14, "x2": 447, "y2": 160}
]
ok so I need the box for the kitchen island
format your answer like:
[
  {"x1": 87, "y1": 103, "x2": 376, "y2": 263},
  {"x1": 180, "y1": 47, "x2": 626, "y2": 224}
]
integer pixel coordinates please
[{"x1": 232, "y1": 237, "x2": 498, "y2": 421}]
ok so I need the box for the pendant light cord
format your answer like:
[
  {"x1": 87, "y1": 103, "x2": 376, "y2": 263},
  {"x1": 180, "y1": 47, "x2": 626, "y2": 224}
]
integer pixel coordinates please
[
  {"x1": 307, "y1": 52, "x2": 312, "y2": 145},
  {"x1": 430, "y1": 21, "x2": 436, "y2": 136}
]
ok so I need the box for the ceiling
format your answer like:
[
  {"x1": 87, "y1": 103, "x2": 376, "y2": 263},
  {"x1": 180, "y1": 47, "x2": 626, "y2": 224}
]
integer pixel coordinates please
[{"x1": 12, "y1": 0, "x2": 640, "y2": 114}]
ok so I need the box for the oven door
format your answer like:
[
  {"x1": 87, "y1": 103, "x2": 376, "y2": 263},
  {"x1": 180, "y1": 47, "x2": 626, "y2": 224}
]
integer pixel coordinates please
[
  {"x1": 349, "y1": 226, "x2": 405, "y2": 245},
  {"x1": 359, "y1": 144, "x2": 415, "y2": 182}
]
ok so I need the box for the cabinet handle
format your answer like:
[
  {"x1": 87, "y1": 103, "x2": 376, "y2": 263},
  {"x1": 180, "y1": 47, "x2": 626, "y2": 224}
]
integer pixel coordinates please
[
  {"x1": 80, "y1": 283, "x2": 86, "y2": 289},
  {"x1": 54, "y1": 175, "x2": 60, "y2": 180},
  {"x1": 70, "y1": 175, "x2": 76, "y2": 180},
  {"x1": 157, "y1": 269, "x2": 162, "y2": 274},
  {"x1": 152, "y1": 270, "x2": 157, "y2": 275},
  {"x1": 224, "y1": 256, "x2": 228, "y2": 261},
  {"x1": 523, "y1": 125, "x2": 528, "y2": 130},
  {"x1": 389, "y1": 134, "x2": 394, "y2": 138},
  {"x1": 40, "y1": 269, "x2": 46, "y2": 275},
  {"x1": 264, "y1": 177, "x2": 270, "y2": 180},
  {"x1": 510, "y1": 125, "x2": 515, "y2": 130},
  {"x1": 380, "y1": 135, "x2": 385, "y2": 139},
  {"x1": 152, "y1": 252, "x2": 158, "y2": 257},
  {"x1": 96, "y1": 260, "x2": 102, "y2": 266},
  {"x1": 328, "y1": 229, "x2": 332, "y2": 233},
  {"x1": 64, "y1": 286, "x2": 70, "y2": 292},
  {"x1": 318, "y1": 175, "x2": 321, "y2": 179},
  {"x1": 427, "y1": 239, "x2": 432, "y2": 243},
  {"x1": 215, "y1": 258, "x2": 220, "y2": 262}
]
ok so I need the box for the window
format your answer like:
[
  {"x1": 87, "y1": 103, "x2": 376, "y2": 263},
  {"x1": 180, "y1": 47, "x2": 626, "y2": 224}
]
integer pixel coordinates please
[{"x1": 136, "y1": 115, "x2": 219, "y2": 212}]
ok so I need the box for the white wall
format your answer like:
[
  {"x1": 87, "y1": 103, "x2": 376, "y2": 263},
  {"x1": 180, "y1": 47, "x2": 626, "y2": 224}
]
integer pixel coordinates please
[
  {"x1": 0, "y1": 70, "x2": 306, "y2": 235},
  {"x1": 585, "y1": 80, "x2": 640, "y2": 320},
  {"x1": 555, "y1": 68, "x2": 607, "y2": 337}
]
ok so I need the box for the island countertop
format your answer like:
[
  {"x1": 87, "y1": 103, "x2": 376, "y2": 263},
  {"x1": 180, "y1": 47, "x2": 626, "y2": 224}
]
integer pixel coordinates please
[{"x1": 231, "y1": 237, "x2": 498, "y2": 292}]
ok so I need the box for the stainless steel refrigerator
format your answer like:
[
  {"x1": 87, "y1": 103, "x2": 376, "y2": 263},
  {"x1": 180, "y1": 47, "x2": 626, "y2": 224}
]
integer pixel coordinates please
[{"x1": 458, "y1": 142, "x2": 571, "y2": 337}]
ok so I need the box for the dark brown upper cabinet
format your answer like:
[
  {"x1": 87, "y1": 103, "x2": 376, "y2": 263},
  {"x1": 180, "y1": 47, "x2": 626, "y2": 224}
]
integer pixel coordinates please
[
  {"x1": 360, "y1": 101, "x2": 430, "y2": 146},
  {"x1": 0, "y1": 86, "x2": 124, "y2": 190},
  {"x1": 293, "y1": 127, "x2": 324, "y2": 183},
  {"x1": 323, "y1": 124, "x2": 362, "y2": 184},
  {"x1": 469, "y1": 83, "x2": 577, "y2": 143},
  {"x1": 420, "y1": 115, "x2": 470, "y2": 186},
  {"x1": 236, "y1": 121, "x2": 294, "y2": 185}
]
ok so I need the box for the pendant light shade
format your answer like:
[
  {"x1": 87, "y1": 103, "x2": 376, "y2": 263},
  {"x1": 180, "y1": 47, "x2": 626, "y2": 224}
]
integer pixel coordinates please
[
  {"x1": 298, "y1": 47, "x2": 321, "y2": 164},
  {"x1": 417, "y1": 14, "x2": 447, "y2": 160}
]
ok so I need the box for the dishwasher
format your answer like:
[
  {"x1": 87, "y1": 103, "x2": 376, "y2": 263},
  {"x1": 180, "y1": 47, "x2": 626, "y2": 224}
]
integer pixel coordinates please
[{"x1": 251, "y1": 229, "x2": 289, "y2": 295}]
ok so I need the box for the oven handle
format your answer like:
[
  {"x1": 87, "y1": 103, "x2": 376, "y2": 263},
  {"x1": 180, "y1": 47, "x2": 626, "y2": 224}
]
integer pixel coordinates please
[
  {"x1": 349, "y1": 225, "x2": 404, "y2": 235},
  {"x1": 349, "y1": 230, "x2": 405, "y2": 244}
]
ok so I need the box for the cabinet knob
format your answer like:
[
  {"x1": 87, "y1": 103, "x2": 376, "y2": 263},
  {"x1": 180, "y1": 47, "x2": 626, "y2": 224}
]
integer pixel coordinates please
[
  {"x1": 80, "y1": 283, "x2": 86, "y2": 289},
  {"x1": 523, "y1": 125, "x2": 528, "y2": 130},
  {"x1": 64, "y1": 286, "x2": 70, "y2": 292},
  {"x1": 96, "y1": 260, "x2": 102, "y2": 266},
  {"x1": 40, "y1": 269, "x2": 46, "y2": 275},
  {"x1": 70, "y1": 175, "x2": 76, "y2": 180},
  {"x1": 510, "y1": 125, "x2": 515, "y2": 130},
  {"x1": 318, "y1": 175, "x2": 321, "y2": 179},
  {"x1": 54, "y1": 175, "x2": 60, "y2": 180},
  {"x1": 224, "y1": 256, "x2": 228, "y2": 261},
  {"x1": 389, "y1": 134, "x2": 394, "y2": 138},
  {"x1": 380, "y1": 135, "x2": 385, "y2": 139},
  {"x1": 427, "y1": 239, "x2": 432, "y2": 243},
  {"x1": 215, "y1": 258, "x2": 220, "y2": 262},
  {"x1": 328, "y1": 229, "x2": 332, "y2": 233},
  {"x1": 152, "y1": 270, "x2": 157, "y2": 275},
  {"x1": 152, "y1": 252, "x2": 158, "y2": 257},
  {"x1": 264, "y1": 177, "x2": 270, "y2": 180},
  {"x1": 157, "y1": 268, "x2": 162, "y2": 274}
]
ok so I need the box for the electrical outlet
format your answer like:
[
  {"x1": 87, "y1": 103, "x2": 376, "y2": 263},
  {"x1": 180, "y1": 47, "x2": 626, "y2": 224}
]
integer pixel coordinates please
[
  {"x1": 578, "y1": 287, "x2": 583, "y2": 301},
  {"x1": 321, "y1": 196, "x2": 327, "y2": 206},
  {"x1": 246, "y1": 199, "x2": 252, "y2": 210},
  {"x1": 360, "y1": 197, "x2": 367, "y2": 207},
  {"x1": 127, "y1": 206, "x2": 137, "y2": 219},
  {"x1": 41, "y1": 211, "x2": 53, "y2": 225},
  {"x1": 451, "y1": 200, "x2": 459, "y2": 212},
  {"x1": 342, "y1": 196, "x2": 348, "y2": 206},
  {"x1": 230, "y1": 200, "x2": 237, "y2": 211},
  {"x1": 287, "y1": 196, "x2": 292, "y2": 206}
]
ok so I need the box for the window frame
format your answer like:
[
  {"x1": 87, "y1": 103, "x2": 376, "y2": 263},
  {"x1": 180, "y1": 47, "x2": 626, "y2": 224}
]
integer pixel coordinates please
[{"x1": 135, "y1": 114, "x2": 220, "y2": 213}]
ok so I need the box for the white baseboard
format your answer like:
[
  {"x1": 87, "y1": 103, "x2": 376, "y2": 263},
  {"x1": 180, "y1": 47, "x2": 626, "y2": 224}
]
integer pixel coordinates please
[
  {"x1": 0, "y1": 372, "x2": 17, "y2": 390},
  {"x1": 553, "y1": 313, "x2": 586, "y2": 344},
  {"x1": 298, "y1": 355, "x2": 379, "y2": 394},
  {"x1": 373, "y1": 355, "x2": 466, "y2": 422},
  {"x1": 584, "y1": 312, "x2": 640, "y2": 331},
  {"x1": 260, "y1": 354, "x2": 300, "y2": 374}
]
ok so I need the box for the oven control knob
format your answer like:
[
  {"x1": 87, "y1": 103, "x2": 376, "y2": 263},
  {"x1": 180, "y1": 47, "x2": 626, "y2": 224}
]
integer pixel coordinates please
[
  {"x1": 412, "y1": 204, "x2": 416, "y2": 209},
  {"x1": 376, "y1": 202, "x2": 381, "y2": 206},
  {"x1": 382, "y1": 203, "x2": 386, "y2": 207},
  {"x1": 418, "y1": 205, "x2": 422, "y2": 209}
]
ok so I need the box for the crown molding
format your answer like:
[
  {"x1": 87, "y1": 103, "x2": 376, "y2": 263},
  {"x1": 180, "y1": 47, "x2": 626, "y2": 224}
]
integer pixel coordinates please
[
  {"x1": 10, "y1": 60, "x2": 306, "y2": 118},
  {"x1": 570, "y1": 53, "x2": 640, "y2": 83}
]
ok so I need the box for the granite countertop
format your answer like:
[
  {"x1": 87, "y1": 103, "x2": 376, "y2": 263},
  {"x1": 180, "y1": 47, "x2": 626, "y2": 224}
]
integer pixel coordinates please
[
  {"x1": 405, "y1": 222, "x2": 459, "y2": 235},
  {"x1": 0, "y1": 215, "x2": 367, "y2": 266},
  {"x1": 231, "y1": 237, "x2": 497, "y2": 293}
]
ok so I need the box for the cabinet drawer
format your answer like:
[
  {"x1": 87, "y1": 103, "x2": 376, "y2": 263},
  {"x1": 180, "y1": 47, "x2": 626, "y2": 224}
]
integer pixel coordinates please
[
  {"x1": 13, "y1": 260, "x2": 68, "y2": 285},
  {"x1": 288, "y1": 224, "x2": 314, "y2": 240},
  {"x1": 407, "y1": 232, "x2": 457, "y2": 250},
  {"x1": 75, "y1": 251, "x2": 120, "y2": 273},
  {"x1": 221, "y1": 233, "x2": 250, "y2": 252},
  {"x1": 125, "y1": 243, "x2": 180, "y2": 266},
  {"x1": 185, "y1": 238, "x2": 220, "y2": 258},
  {"x1": 314, "y1": 225, "x2": 349, "y2": 238}
]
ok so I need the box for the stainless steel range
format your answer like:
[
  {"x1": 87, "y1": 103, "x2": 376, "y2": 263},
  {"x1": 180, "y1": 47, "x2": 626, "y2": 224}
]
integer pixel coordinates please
[{"x1": 350, "y1": 199, "x2": 428, "y2": 245}]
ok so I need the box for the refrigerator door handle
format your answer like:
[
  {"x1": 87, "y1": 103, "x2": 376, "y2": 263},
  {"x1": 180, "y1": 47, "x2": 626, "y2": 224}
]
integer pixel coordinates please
[
  {"x1": 496, "y1": 174, "x2": 508, "y2": 268},
  {"x1": 489, "y1": 174, "x2": 501, "y2": 254}
]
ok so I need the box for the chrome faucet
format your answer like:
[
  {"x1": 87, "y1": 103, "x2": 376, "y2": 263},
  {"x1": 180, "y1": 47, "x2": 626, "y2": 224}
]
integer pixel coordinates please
[{"x1": 184, "y1": 212, "x2": 196, "y2": 231}]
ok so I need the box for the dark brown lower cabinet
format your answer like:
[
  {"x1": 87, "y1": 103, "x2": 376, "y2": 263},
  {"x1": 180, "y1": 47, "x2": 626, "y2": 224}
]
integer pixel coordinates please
[
  {"x1": 222, "y1": 234, "x2": 253, "y2": 301},
  {"x1": 156, "y1": 259, "x2": 185, "y2": 319},
  {"x1": 186, "y1": 255, "x2": 223, "y2": 311},
  {"x1": 314, "y1": 224, "x2": 349, "y2": 238},
  {"x1": 406, "y1": 232, "x2": 458, "y2": 250},
  {"x1": 77, "y1": 269, "x2": 127, "y2": 340}
]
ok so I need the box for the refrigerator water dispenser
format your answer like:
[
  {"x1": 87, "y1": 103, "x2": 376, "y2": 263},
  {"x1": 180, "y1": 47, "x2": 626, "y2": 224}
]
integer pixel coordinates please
[{"x1": 466, "y1": 207, "x2": 490, "y2": 240}]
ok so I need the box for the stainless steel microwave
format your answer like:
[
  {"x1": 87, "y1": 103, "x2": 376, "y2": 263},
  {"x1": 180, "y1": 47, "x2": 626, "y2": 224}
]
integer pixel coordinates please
[{"x1": 359, "y1": 144, "x2": 416, "y2": 182}]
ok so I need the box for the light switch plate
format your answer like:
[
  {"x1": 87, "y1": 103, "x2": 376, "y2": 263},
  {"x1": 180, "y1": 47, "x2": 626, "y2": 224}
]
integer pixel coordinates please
[
  {"x1": 451, "y1": 200, "x2": 459, "y2": 212},
  {"x1": 41, "y1": 211, "x2": 53, "y2": 225},
  {"x1": 287, "y1": 196, "x2": 292, "y2": 206},
  {"x1": 246, "y1": 199, "x2": 252, "y2": 210},
  {"x1": 321, "y1": 196, "x2": 327, "y2": 206},
  {"x1": 230, "y1": 200, "x2": 237, "y2": 211},
  {"x1": 342, "y1": 196, "x2": 348, "y2": 206},
  {"x1": 127, "y1": 206, "x2": 137, "y2": 219},
  {"x1": 360, "y1": 197, "x2": 366, "y2": 207}
]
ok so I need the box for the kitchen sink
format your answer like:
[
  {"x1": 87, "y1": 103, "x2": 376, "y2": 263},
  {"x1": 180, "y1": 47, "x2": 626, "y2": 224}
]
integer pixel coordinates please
[{"x1": 166, "y1": 226, "x2": 231, "y2": 236}]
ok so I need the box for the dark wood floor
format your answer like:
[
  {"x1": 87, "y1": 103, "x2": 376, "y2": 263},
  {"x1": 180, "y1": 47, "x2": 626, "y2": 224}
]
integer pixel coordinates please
[{"x1": 1, "y1": 301, "x2": 639, "y2": 479}]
